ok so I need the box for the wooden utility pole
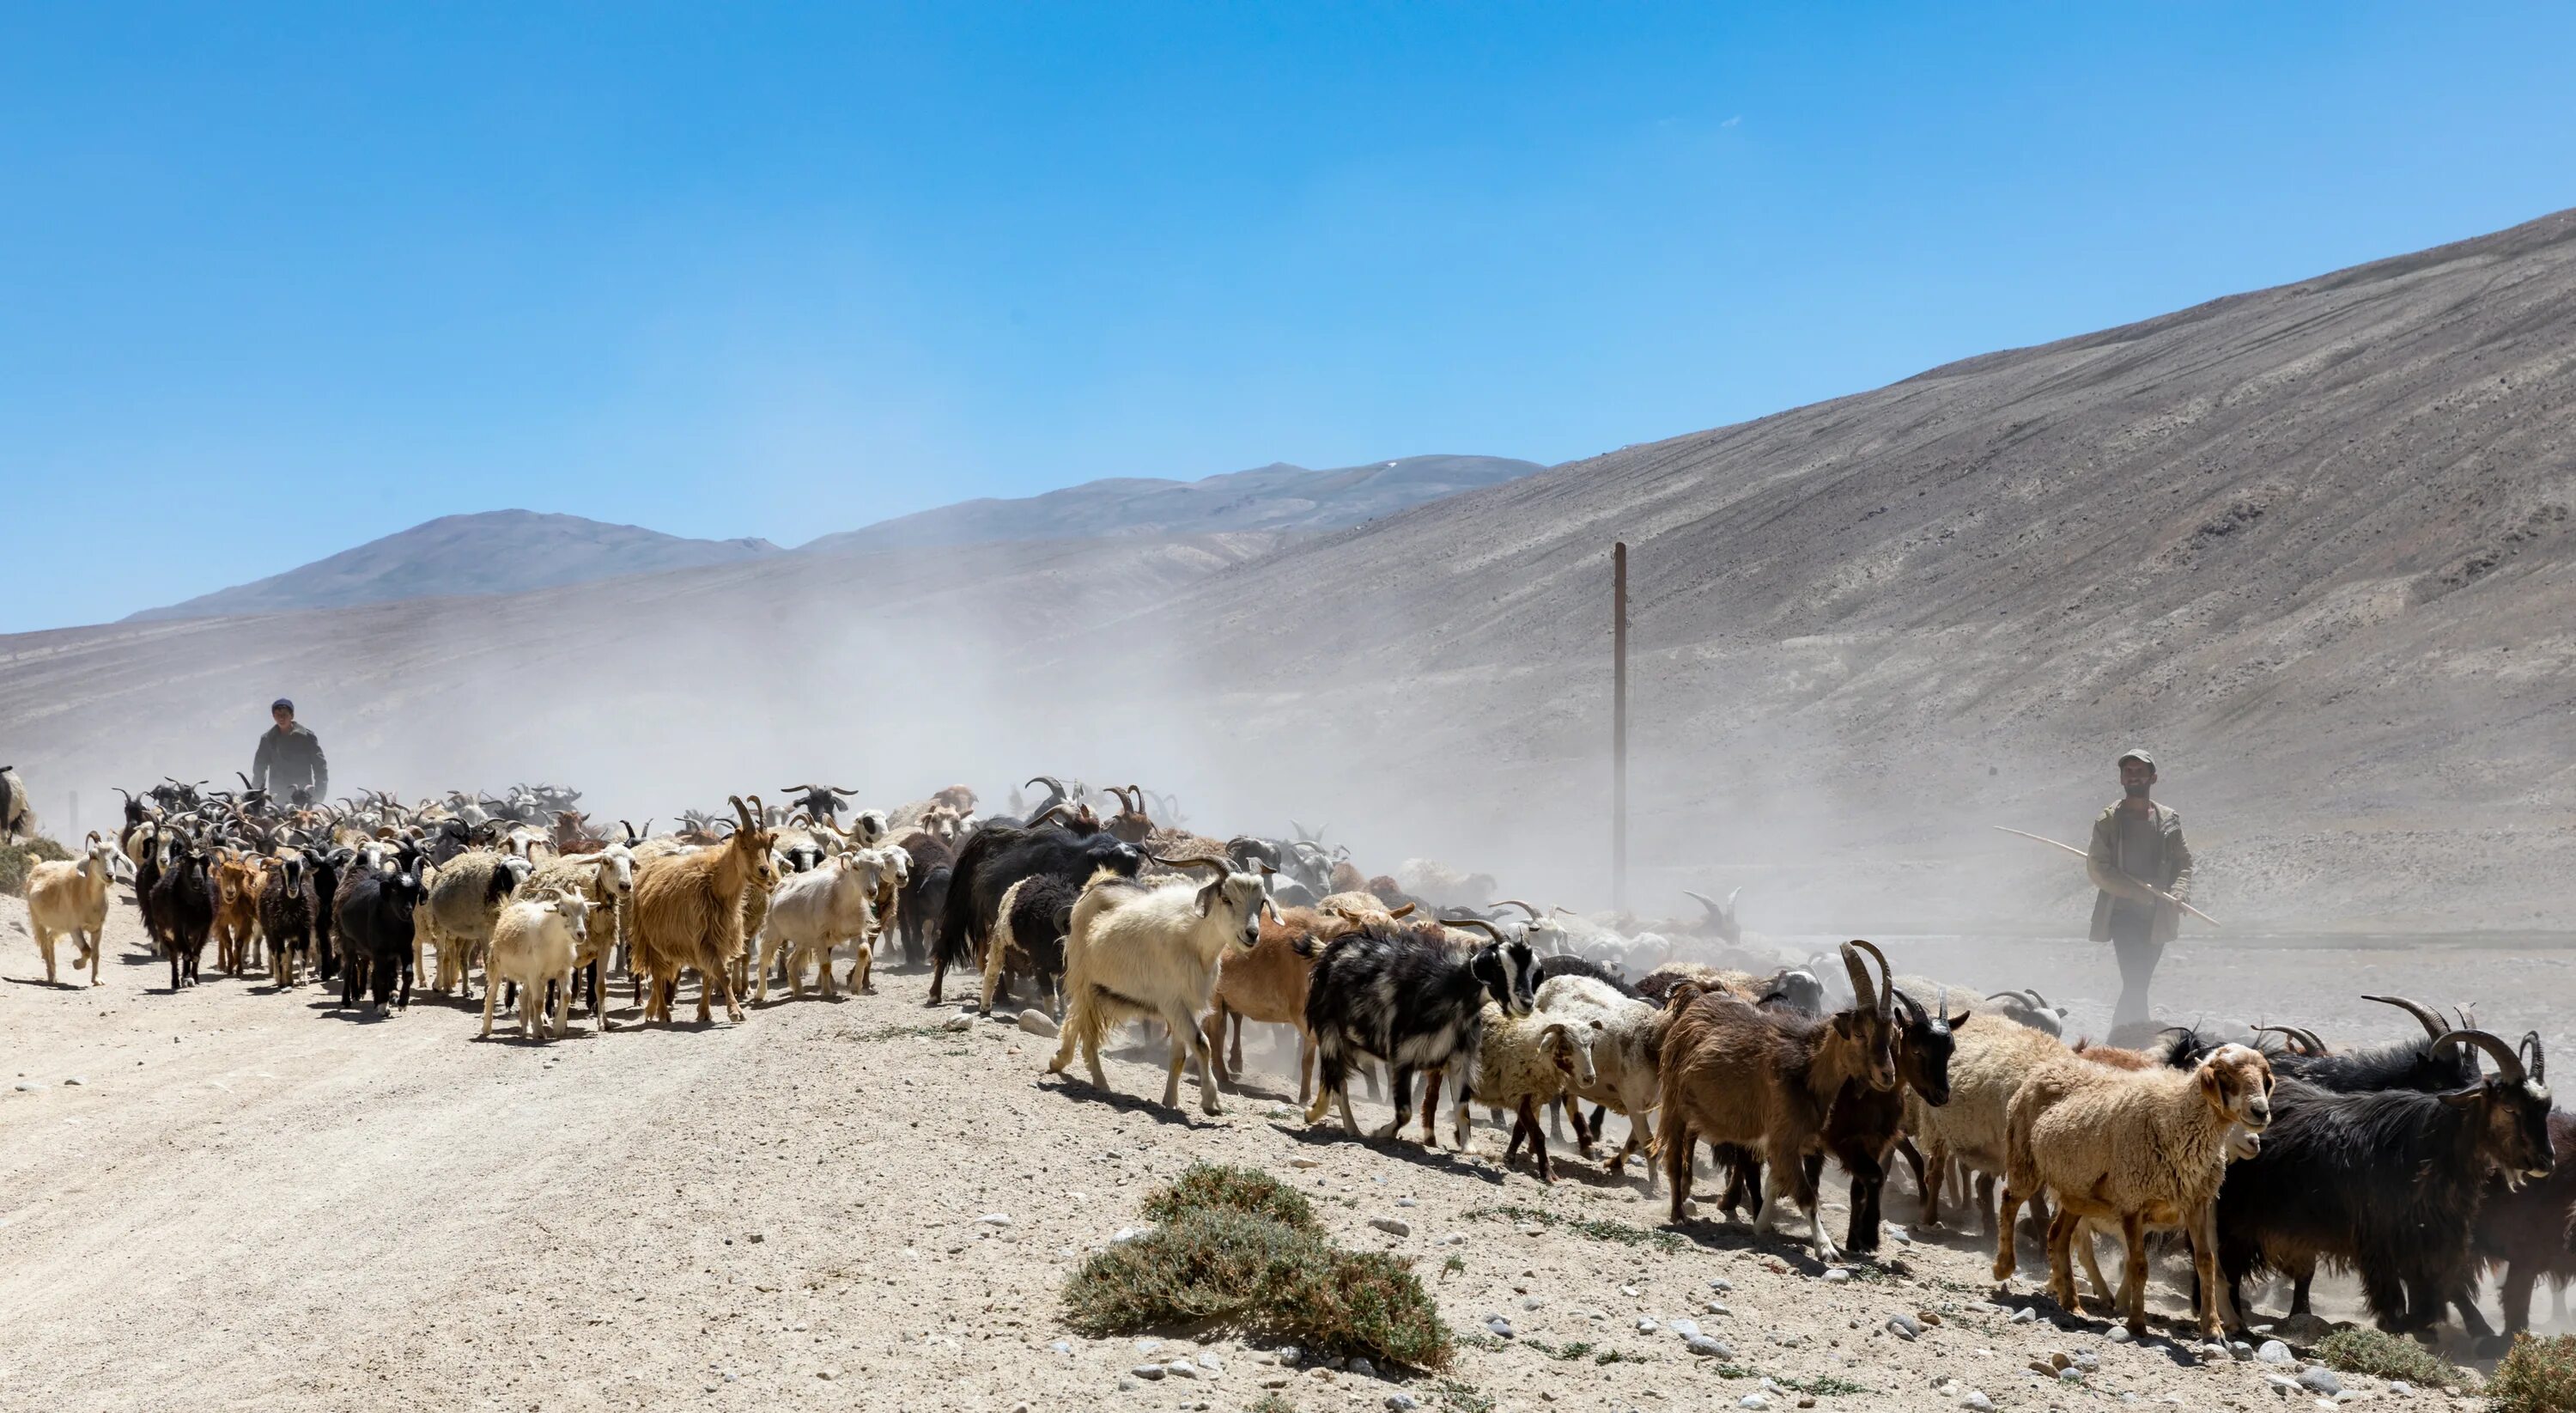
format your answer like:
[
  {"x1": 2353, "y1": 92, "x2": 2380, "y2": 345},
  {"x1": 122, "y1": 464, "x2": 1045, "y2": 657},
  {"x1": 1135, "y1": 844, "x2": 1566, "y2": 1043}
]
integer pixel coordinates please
[{"x1": 1612, "y1": 540, "x2": 1629, "y2": 917}]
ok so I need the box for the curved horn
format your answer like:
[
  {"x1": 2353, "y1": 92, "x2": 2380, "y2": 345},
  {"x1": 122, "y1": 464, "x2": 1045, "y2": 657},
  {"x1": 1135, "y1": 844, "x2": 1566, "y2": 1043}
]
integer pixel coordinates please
[
  {"x1": 2361, "y1": 995, "x2": 2448, "y2": 1042},
  {"x1": 1442, "y1": 917, "x2": 1506, "y2": 942},
  {"x1": 1838, "y1": 941, "x2": 1879, "y2": 1014},
  {"x1": 1494, "y1": 899, "x2": 1542, "y2": 920},
  {"x1": 1024, "y1": 775, "x2": 1066, "y2": 798},
  {"x1": 1144, "y1": 851, "x2": 1227, "y2": 879},
  {"x1": 780, "y1": 783, "x2": 820, "y2": 795},
  {"x1": 2252, "y1": 1025, "x2": 2326, "y2": 1056},
  {"x1": 2525, "y1": 1031, "x2": 2547, "y2": 1086},
  {"x1": 1387, "y1": 903, "x2": 1416, "y2": 919},
  {"x1": 1030, "y1": 801, "x2": 1077, "y2": 828},
  {"x1": 1848, "y1": 938, "x2": 1895, "y2": 1016},
  {"x1": 1682, "y1": 888, "x2": 1728, "y2": 919},
  {"x1": 1934, "y1": 984, "x2": 1951, "y2": 1025},
  {"x1": 2431, "y1": 1029, "x2": 2526, "y2": 1086}
]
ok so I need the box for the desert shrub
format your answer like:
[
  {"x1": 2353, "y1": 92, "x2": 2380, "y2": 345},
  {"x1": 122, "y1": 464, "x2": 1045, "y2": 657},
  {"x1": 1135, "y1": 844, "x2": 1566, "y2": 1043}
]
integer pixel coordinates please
[
  {"x1": 1141, "y1": 1162, "x2": 1319, "y2": 1233},
  {"x1": 2316, "y1": 1327, "x2": 2462, "y2": 1386},
  {"x1": 1062, "y1": 1167, "x2": 1452, "y2": 1370},
  {"x1": 2491, "y1": 1333, "x2": 2576, "y2": 1413},
  {"x1": 0, "y1": 835, "x2": 70, "y2": 898}
]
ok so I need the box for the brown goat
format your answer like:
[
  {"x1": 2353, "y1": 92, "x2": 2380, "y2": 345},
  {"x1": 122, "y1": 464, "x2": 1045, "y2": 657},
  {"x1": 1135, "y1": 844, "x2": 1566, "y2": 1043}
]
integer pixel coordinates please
[
  {"x1": 628, "y1": 795, "x2": 776, "y2": 1025},
  {"x1": 211, "y1": 850, "x2": 270, "y2": 978},
  {"x1": 1657, "y1": 940, "x2": 1901, "y2": 1263},
  {"x1": 1202, "y1": 904, "x2": 1353, "y2": 1103}
]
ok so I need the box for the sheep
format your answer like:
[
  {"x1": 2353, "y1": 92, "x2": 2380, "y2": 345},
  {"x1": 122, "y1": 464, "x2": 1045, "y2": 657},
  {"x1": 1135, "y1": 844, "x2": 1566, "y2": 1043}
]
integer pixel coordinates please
[
  {"x1": 25, "y1": 832, "x2": 119, "y2": 986},
  {"x1": 1994, "y1": 1043, "x2": 2275, "y2": 1337},
  {"x1": 2215, "y1": 1030, "x2": 2554, "y2": 1337},
  {"x1": 758, "y1": 847, "x2": 895, "y2": 1001},
  {"x1": 1656, "y1": 941, "x2": 1899, "y2": 1263},
  {"x1": 481, "y1": 895, "x2": 592, "y2": 1041},
  {"x1": 211, "y1": 849, "x2": 270, "y2": 977},
  {"x1": 1200, "y1": 904, "x2": 1357, "y2": 1102},
  {"x1": 518, "y1": 846, "x2": 635, "y2": 1019},
  {"x1": 1533, "y1": 974, "x2": 1668, "y2": 1186},
  {"x1": 258, "y1": 850, "x2": 319, "y2": 987},
  {"x1": 1899, "y1": 1002, "x2": 2079, "y2": 1234},
  {"x1": 334, "y1": 863, "x2": 427, "y2": 1011},
  {"x1": 1301, "y1": 917, "x2": 1537, "y2": 1141},
  {"x1": 1045, "y1": 855, "x2": 1271, "y2": 1115},
  {"x1": 981, "y1": 873, "x2": 1080, "y2": 1017},
  {"x1": 417, "y1": 849, "x2": 535, "y2": 997},
  {"x1": 628, "y1": 796, "x2": 776, "y2": 1025},
  {"x1": 1449, "y1": 1005, "x2": 1602, "y2": 1183}
]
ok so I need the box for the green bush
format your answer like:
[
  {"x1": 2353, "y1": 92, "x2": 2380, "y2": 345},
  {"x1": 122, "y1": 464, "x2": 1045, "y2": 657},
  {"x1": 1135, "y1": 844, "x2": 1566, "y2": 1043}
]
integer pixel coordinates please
[
  {"x1": 0, "y1": 835, "x2": 70, "y2": 898},
  {"x1": 1062, "y1": 1166, "x2": 1453, "y2": 1371},
  {"x1": 2491, "y1": 1333, "x2": 2576, "y2": 1413},
  {"x1": 2315, "y1": 1327, "x2": 2462, "y2": 1386},
  {"x1": 1141, "y1": 1162, "x2": 1320, "y2": 1233}
]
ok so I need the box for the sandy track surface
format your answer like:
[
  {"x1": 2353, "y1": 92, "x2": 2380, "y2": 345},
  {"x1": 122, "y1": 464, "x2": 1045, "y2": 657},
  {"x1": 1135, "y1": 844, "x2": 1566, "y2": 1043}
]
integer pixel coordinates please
[{"x1": 3, "y1": 892, "x2": 2524, "y2": 1412}]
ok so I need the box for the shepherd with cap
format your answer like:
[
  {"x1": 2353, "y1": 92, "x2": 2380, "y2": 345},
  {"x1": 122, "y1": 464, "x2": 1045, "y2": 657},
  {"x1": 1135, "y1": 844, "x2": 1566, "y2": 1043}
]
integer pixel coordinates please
[
  {"x1": 2086, "y1": 746, "x2": 2193, "y2": 1036},
  {"x1": 251, "y1": 697, "x2": 329, "y2": 807}
]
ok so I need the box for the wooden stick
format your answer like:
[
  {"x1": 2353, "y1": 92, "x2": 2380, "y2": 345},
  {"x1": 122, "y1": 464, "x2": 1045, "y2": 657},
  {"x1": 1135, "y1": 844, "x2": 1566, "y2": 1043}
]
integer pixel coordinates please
[{"x1": 1991, "y1": 825, "x2": 2223, "y2": 929}]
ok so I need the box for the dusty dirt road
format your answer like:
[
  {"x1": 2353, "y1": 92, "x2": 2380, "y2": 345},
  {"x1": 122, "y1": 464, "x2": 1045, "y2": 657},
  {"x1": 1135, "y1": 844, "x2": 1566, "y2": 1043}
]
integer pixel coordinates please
[{"x1": 3, "y1": 892, "x2": 2528, "y2": 1412}]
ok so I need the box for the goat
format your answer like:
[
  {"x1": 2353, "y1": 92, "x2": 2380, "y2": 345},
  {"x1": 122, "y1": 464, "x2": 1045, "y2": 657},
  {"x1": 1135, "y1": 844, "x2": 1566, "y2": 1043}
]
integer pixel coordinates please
[
  {"x1": 334, "y1": 864, "x2": 427, "y2": 1010},
  {"x1": 1656, "y1": 941, "x2": 1898, "y2": 1263},
  {"x1": 2474, "y1": 1067, "x2": 2576, "y2": 1350},
  {"x1": 258, "y1": 850, "x2": 319, "y2": 987},
  {"x1": 417, "y1": 850, "x2": 535, "y2": 997},
  {"x1": 934, "y1": 817, "x2": 1145, "y2": 1004},
  {"x1": 1449, "y1": 1007, "x2": 1602, "y2": 1183},
  {"x1": 1200, "y1": 904, "x2": 1355, "y2": 1102},
  {"x1": 628, "y1": 796, "x2": 776, "y2": 1025},
  {"x1": 481, "y1": 895, "x2": 592, "y2": 1041},
  {"x1": 1301, "y1": 917, "x2": 1536, "y2": 1141},
  {"x1": 758, "y1": 848, "x2": 892, "y2": 1001},
  {"x1": 0, "y1": 764, "x2": 29, "y2": 842},
  {"x1": 2274, "y1": 994, "x2": 2482, "y2": 1094},
  {"x1": 778, "y1": 783, "x2": 860, "y2": 825},
  {"x1": 981, "y1": 873, "x2": 1079, "y2": 1017},
  {"x1": 1995, "y1": 1043, "x2": 2274, "y2": 1337},
  {"x1": 890, "y1": 830, "x2": 953, "y2": 966},
  {"x1": 1981, "y1": 989, "x2": 2071, "y2": 1038},
  {"x1": 25, "y1": 832, "x2": 119, "y2": 986},
  {"x1": 1805, "y1": 986, "x2": 1971, "y2": 1254},
  {"x1": 1045, "y1": 856, "x2": 1270, "y2": 1115},
  {"x1": 517, "y1": 847, "x2": 635, "y2": 1019},
  {"x1": 149, "y1": 837, "x2": 217, "y2": 990},
  {"x1": 2215, "y1": 1030, "x2": 2554, "y2": 1337},
  {"x1": 210, "y1": 849, "x2": 270, "y2": 977}
]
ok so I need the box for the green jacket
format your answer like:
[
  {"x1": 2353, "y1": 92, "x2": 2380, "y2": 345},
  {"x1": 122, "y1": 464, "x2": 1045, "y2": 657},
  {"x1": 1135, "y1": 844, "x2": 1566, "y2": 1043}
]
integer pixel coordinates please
[{"x1": 2086, "y1": 800, "x2": 2192, "y2": 946}]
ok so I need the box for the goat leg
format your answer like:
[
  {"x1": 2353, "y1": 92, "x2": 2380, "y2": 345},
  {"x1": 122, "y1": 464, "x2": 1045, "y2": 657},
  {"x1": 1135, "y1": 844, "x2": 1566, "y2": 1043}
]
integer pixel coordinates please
[
  {"x1": 1372, "y1": 1065, "x2": 1416, "y2": 1142},
  {"x1": 1419, "y1": 1070, "x2": 1442, "y2": 1147},
  {"x1": 1663, "y1": 1116, "x2": 1695, "y2": 1223}
]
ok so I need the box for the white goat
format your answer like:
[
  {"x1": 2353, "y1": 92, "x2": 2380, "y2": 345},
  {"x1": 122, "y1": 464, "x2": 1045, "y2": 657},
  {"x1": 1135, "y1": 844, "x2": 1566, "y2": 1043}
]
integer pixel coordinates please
[
  {"x1": 481, "y1": 895, "x2": 592, "y2": 1041},
  {"x1": 1047, "y1": 857, "x2": 1270, "y2": 1115},
  {"x1": 758, "y1": 848, "x2": 894, "y2": 1000},
  {"x1": 26, "y1": 832, "x2": 121, "y2": 986},
  {"x1": 1533, "y1": 973, "x2": 1669, "y2": 1189}
]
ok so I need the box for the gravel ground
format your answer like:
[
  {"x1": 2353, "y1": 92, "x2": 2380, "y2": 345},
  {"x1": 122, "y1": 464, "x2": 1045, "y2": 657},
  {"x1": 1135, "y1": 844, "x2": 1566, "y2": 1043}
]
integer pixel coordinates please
[{"x1": 3, "y1": 890, "x2": 2542, "y2": 1412}]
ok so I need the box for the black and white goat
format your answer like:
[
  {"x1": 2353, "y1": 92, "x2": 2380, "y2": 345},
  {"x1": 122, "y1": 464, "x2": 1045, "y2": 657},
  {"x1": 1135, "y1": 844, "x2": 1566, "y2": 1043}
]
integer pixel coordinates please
[{"x1": 1301, "y1": 917, "x2": 1537, "y2": 1140}]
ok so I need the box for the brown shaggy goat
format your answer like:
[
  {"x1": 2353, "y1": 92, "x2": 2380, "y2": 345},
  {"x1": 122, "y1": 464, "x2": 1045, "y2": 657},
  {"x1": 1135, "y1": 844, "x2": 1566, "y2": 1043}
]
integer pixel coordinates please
[{"x1": 628, "y1": 795, "x2": 776, "y2": 1025}]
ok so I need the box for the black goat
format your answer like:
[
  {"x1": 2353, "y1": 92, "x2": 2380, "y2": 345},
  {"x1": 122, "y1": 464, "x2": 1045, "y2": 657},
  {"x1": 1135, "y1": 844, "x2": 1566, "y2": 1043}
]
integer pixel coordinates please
[
  {"x1": 334, "y1": 866, "x2": 427, "y2": 1011},
  {"x1": 2215, "y1": 1030, "x2": 2554, "y2": 1337},
  {"x1": 257, "y1": 850, "x2": 318, "y2": 986},
  {"x1": 1301, "y1": 917, "x2": 1536, "y2": 1141},
  {"x1": 890, "y1": 830, "x2": 953, "y2": 966},
  {"x1": 981, "y1": 872, "x2": 1079, "y2": 1014},
  {"x1": 2474, "y1": 1067, "x2": 2576, "y2": 1351},
  {"x1": 931, "y1": 819, "x2": 1143, "y2": 1003},
  {"x1": 308, "y1": 847, "x2": 353, "y2": 981},
  {"x1": 1536, "y1": 952, "x2": 1642, "y2": 999},
  {"x1": 148, "y1": 838, "x2": 216, "y2": 990}
]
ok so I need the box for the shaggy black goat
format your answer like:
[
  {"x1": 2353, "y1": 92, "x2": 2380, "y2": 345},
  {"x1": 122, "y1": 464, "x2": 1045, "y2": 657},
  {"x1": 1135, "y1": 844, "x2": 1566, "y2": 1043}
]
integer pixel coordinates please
[
  {"x1": 2474, "y1": 1055, "x2": 2576, "y2": 1351},
  {"x1": 1537, "y1": 952, "x2": 1642, "y2": 999},
  {"x1": 981, "y1": 872, "x2": 1079, "y2": 1014},
  {"x1": 2215, "y1": 1030, "x2": 2555, "y2": 1337},
  {"x1": 257, "y1": 850, "x2": 318, "y2": 986},
  {"x1": 930, "y1": 819, "x2": 1143, "y2": 1003},
  {"x1": 148, "y1": 837, "x2": 216, "y2": 990},
  {"x1": 1300, "y1": 918, "x2": 1536, "y2": 1141},
  {"x1": 334, "y1": 866, "x2": 427, "y2": 1011}
]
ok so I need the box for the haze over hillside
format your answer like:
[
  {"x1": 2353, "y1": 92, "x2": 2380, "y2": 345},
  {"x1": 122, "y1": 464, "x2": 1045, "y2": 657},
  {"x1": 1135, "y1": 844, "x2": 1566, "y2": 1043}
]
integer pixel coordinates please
[
  {"x1": 19, "y1": 210, "x2": 2576, "y2": 933},
  {"x1": 125, "y1": 454, "x2": 1540, "y2": 623}
]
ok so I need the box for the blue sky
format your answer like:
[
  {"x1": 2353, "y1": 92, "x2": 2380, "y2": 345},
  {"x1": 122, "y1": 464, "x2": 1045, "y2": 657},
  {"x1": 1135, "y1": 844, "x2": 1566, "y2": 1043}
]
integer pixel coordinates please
[{"x1": 7, "y1": 3, "x2": 2575, "y2": 631}]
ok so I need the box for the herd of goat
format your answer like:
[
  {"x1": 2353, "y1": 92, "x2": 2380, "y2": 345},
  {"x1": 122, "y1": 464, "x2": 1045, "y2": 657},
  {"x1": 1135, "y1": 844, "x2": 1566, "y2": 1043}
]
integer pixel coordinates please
[{"x1": 11, "y1": 770, "x2": 2574, "y2": 1355}]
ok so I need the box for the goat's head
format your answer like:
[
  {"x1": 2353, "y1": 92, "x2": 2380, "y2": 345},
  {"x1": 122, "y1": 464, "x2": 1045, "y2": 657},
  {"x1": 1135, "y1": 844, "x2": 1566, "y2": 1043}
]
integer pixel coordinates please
[
  {"x1": 2192, "y1": 1043, "x2": 2276, "y2": 1142},
  {"x1": 1681, "y1": 886, "x2": 1743, "y2": 945},
  {"x1": 1892, "y1": 984, "x2": 1970, "y2": 1107},
  {"x1": 2360, "y1": 995, "x2": 2487, "y2": 1091},
  {"x1": 1149, "y1": 853, "x2": 1271, "y2": 951},
  {"x1": 1448, "y1": 917, "x2": 1537, "y2": 1017},
  {"x1": 1540, "y1": 1019, "x2": 1605, "y2": 1090},
  {"x1": 1983, "y1": 989, "x2": 2069, "y2": 1038},
  {"x1": 2431, "y1": 1028, "x2": 2555, "y2": 1188},
  {"x1": 1832, "y1": 940, "x2": 1902, "y2": 1092},
  {"x1": 593, "y1": 846, "x2": 636, "y2": 898},
  {"x1": 1104, "y1": 786, "x2": 1154, "y2": 844},
  {"x1": 1081, "y1": 834, "x2": 1147, "y2": 880}
]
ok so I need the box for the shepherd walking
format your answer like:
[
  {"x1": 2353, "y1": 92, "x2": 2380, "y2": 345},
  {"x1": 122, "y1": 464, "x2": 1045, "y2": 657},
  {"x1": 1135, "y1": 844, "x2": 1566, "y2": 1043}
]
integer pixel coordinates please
[
  {"x1": 251, "y1": 697, "x2": 329, "y2": 807},
  {"x1": 2087, "y1": 746, "x2": 2194, "y2": 1038}
]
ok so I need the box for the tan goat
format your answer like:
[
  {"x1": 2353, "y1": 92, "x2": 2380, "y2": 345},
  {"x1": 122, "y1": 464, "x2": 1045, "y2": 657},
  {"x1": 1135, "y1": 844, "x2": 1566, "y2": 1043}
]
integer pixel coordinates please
[
  {"x1": 1200, "y1": 904, "x2": 1355, "y2": 1104},
  {"x1": 26, "y1": 833, "x2": 120, "y2": 986},
  {"x1": 628, "y1": 796, "x2": 776, "y2": 1025},
  {"x1": 1996, "y1": 1043, "x2": 2275, "y2": 1337}
]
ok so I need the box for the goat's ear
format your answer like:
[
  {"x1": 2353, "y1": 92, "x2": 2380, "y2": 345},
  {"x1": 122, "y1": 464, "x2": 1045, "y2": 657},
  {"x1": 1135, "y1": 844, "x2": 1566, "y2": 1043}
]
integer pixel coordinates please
[
  {"x1": 2438, "y1": 1087, "x2": 2484, "y2": 1110},
  {"x1": 1196, "y1": 877, "x2": 1224, "y2": 916}
]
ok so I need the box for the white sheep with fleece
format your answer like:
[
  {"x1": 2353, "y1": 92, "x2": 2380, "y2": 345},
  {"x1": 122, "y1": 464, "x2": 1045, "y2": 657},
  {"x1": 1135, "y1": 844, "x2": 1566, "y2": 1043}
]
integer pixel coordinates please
[
  {"x1": 1047, "y1": 858, "x2": 1270, "y2": 1116},
  {"x1": 1533, "y1": 973, "x2": 1668, "y2": 1189},
  {"x1": 481, "y1": 894, "x2": 592, "y2": 1042},
  {"x1": 1449, "y1": 1002, "x2": 1601, "y2": 1182}
]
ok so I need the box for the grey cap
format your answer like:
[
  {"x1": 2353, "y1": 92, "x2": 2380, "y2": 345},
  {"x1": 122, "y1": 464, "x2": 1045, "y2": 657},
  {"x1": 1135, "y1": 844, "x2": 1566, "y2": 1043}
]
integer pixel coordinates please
[
  {"x1": 2116, "y1": 746, "x2": 2155, "y2": 769},
  {"x1": 271, "y1": 697, "x2": 295, "y2": 713}
]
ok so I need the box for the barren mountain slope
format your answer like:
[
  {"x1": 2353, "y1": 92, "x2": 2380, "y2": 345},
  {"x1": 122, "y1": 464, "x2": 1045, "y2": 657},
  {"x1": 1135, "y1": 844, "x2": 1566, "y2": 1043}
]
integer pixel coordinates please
[{"x1": 1104, "y1": 207, "x2": 2576, "y2": 930}]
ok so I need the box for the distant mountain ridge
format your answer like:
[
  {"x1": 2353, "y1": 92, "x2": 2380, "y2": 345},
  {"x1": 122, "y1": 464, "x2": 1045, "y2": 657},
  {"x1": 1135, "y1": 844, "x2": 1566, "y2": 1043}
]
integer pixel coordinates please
[
  {"x1": 128, "y1": 511, "x2": 783, "y2": 622},
  {"x1": 798, "y1": 454, "x2": 1541, "y2": 555},
  {"x1": 124, "y1": 454, "x2": 1541, "y2": 621}
]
